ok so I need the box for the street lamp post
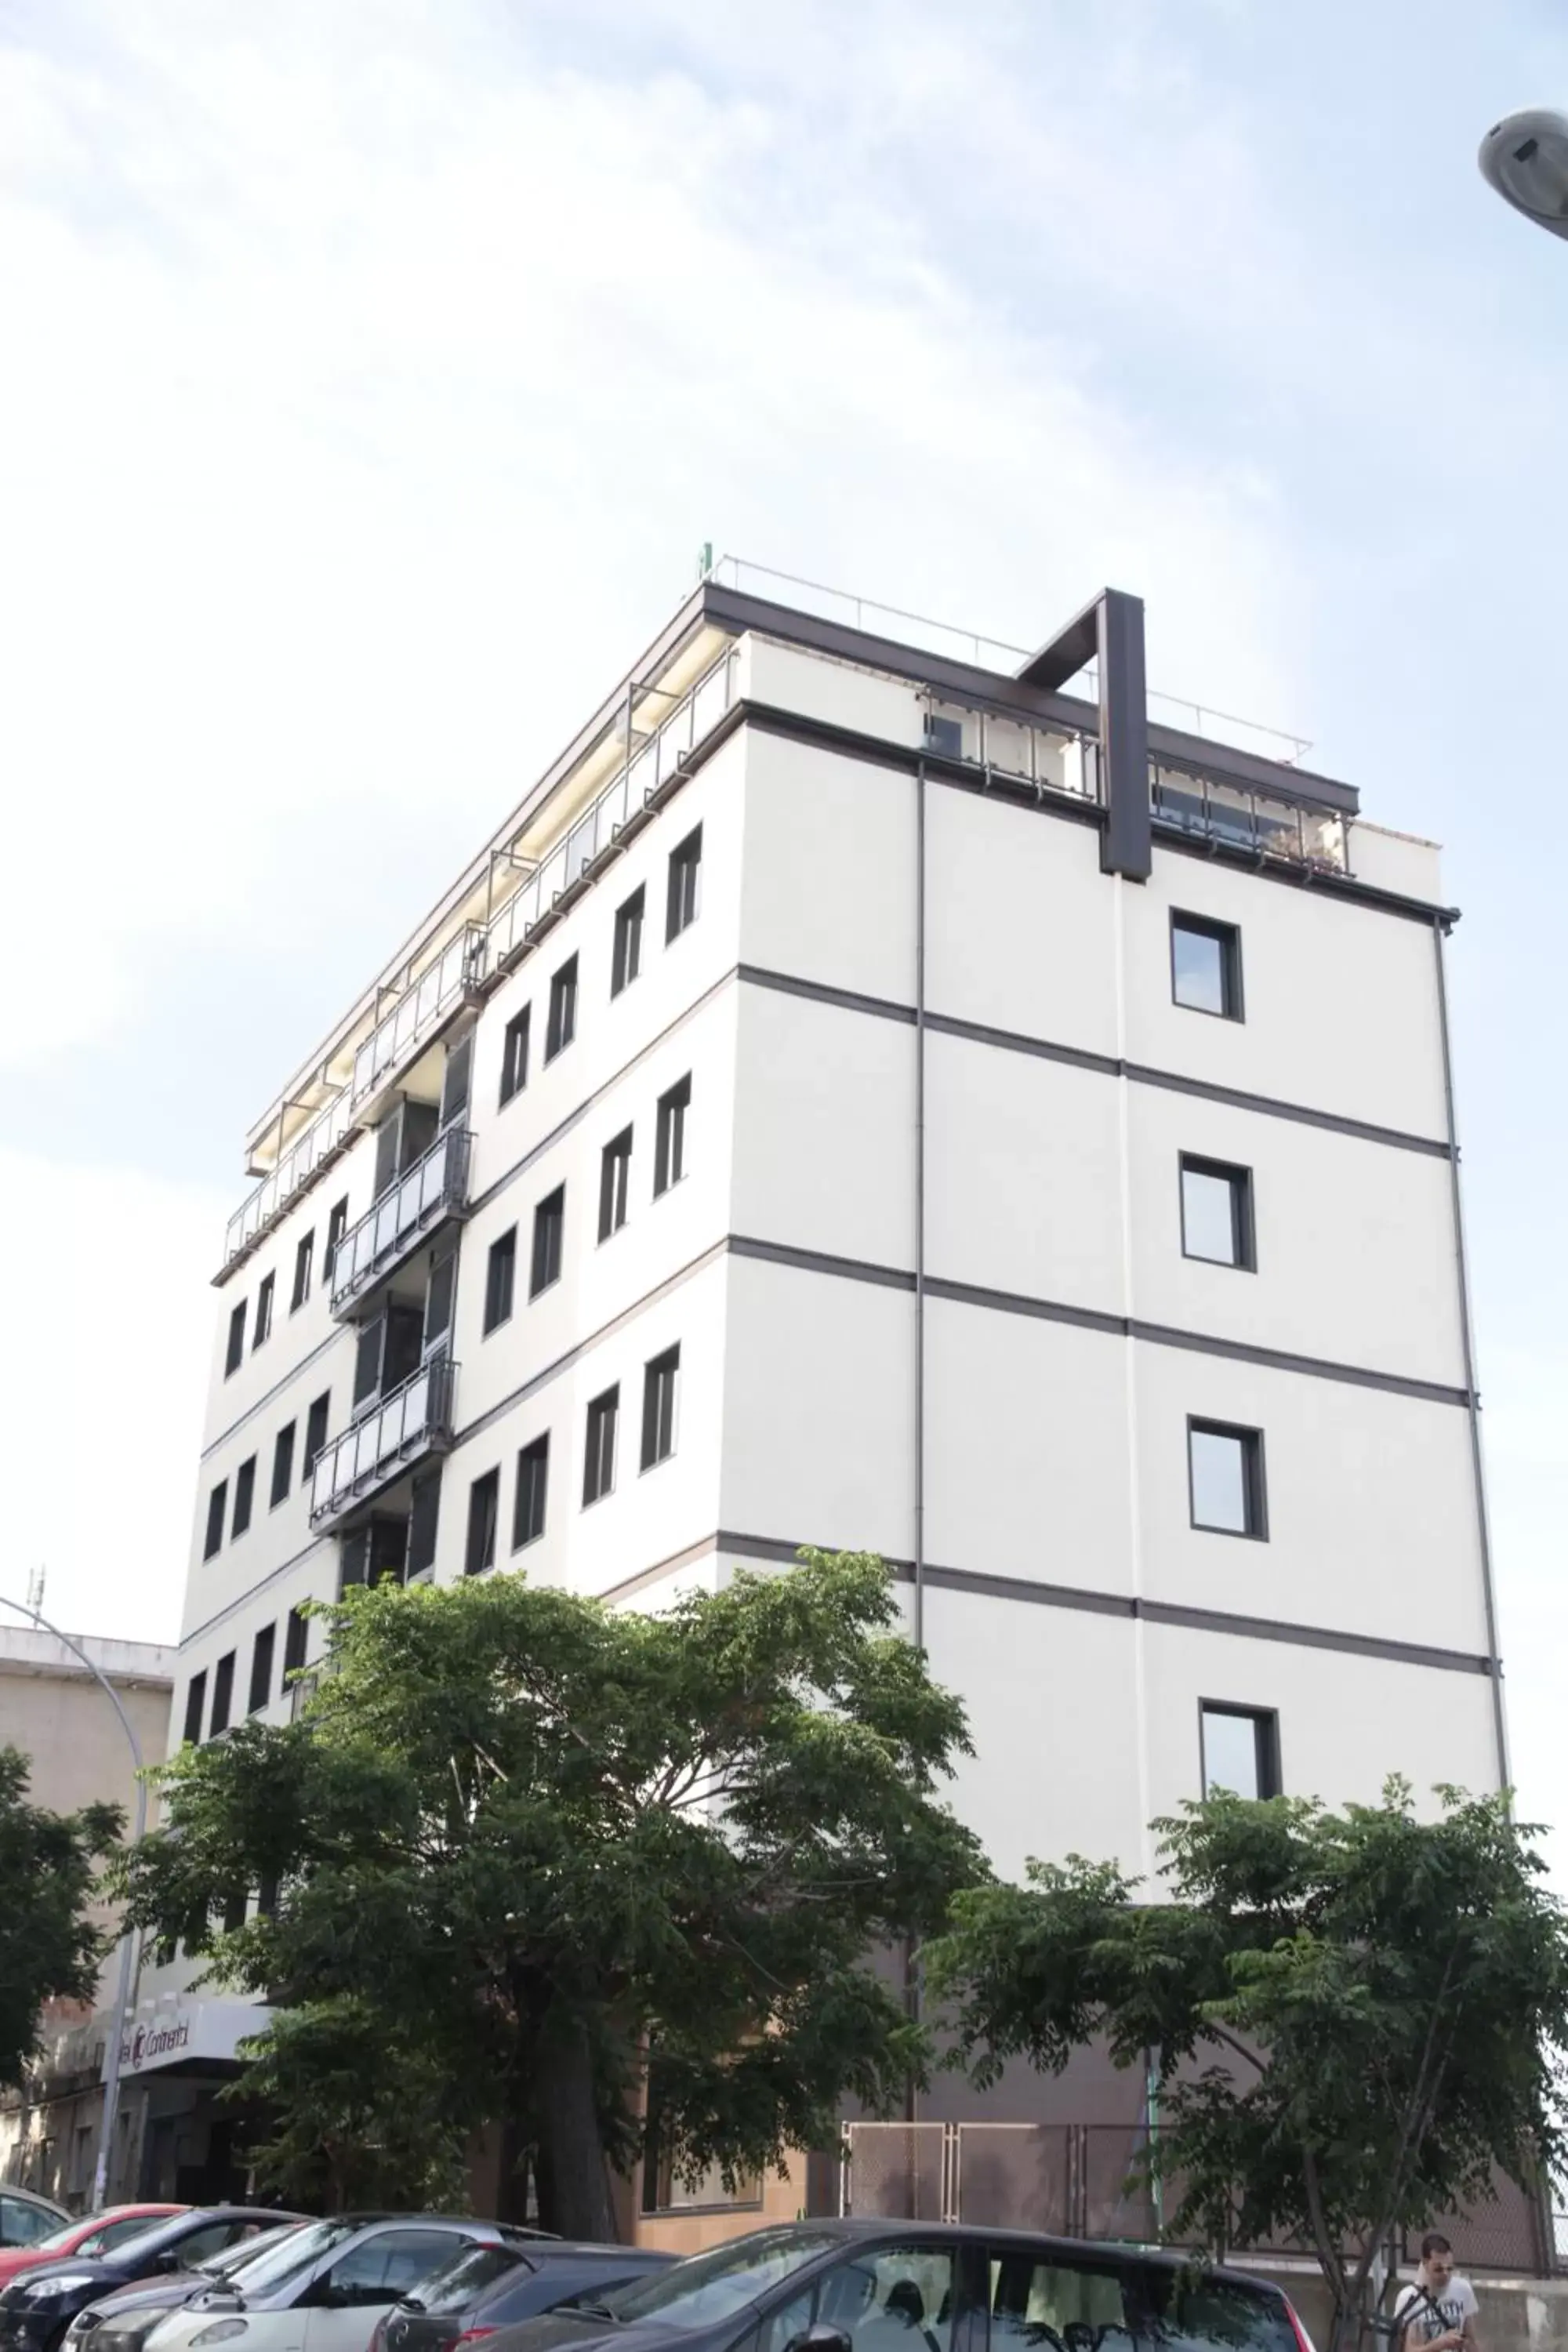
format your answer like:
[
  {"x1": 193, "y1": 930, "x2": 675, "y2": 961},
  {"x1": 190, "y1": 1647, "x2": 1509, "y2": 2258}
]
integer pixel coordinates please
[
  {"x1": 0, "y1": 1598, "x2": 147, "y2": 2209},
  {"x1": 1479, "y1": 108, "x2": 1568, "y2": 239}
]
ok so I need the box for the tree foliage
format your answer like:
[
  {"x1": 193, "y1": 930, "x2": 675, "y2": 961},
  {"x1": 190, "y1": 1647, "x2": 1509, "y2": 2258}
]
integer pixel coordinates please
[
  {"x1": 118, "y1": 1552, "x2": 982, "y2": 2236},
  {"x1": 927, "y1": 1783, "x2": 1568, "y2": 2345},
  {"x1": 0, "y1": 1744, "x2": 124, "y2": 2088}
]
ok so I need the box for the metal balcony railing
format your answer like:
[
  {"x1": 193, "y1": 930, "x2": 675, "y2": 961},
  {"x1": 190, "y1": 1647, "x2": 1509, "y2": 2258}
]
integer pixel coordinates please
[
  {"x1": 308, "y1": 1356, "x2": 457, "y2": 1531},
  {"x1": 223, "y1": 646, "x2": 742, "y2": 1272},
  {"x1": 329, "y1": 1127, "x2": 472, "y2": 1318},
  {"x1": 1151, "y1": 761, "x2": 1348, "y2": 872}
]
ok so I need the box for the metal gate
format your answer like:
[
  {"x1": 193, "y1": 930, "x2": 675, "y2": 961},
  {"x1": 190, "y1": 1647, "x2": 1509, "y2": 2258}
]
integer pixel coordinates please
[{"x1": 840, "y1": 2122, "x2": 1152, "y2": 2238}]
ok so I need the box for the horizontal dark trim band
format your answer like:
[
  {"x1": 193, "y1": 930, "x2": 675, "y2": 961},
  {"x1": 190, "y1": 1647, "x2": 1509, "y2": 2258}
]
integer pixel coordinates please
[
  {"x1": 727, "y1": 1235, "x2": 1471, "y2": 1407},
  {"x1": 713, "y1": 1530, "x2": 1497, "y2": 1678},
  {"x1": 179, "y1": 1533, "x2": 332, "y2": 1652},
  {"x1": 738, "y1": 964, "x2": 1452, "y2": 1160},
  {"x1": 201, "y1": 1324, "x2": 343, "y2": 1463}
]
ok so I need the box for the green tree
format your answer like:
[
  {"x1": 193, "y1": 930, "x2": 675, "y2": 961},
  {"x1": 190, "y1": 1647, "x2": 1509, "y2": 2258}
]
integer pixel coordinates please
[
  {"x1": 0, "y1": 1745, "x2": 124, "y2": 2086},
  {"x1": 118, "y1": 1551, "x2": 982, "y2": 2238},
  {"x1": 927, "y1": 1783, "x2": 1568, "y2": 2352}
]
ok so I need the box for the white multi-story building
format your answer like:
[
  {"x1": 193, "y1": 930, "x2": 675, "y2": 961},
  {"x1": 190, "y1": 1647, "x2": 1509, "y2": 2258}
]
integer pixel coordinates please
[{"x1": 134, "y1": 561, "x2": 1506, "y2": 2214}]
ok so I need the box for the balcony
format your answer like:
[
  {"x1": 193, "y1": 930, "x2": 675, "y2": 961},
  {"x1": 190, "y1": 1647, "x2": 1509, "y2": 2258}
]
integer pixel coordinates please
[
  {"x1": 308, "y1": 1357, "x2": 458, "y2": 1533},
  {"x1": 329, "y1": 1127, "x2": 472, "y2": 1320},
  {"x1": 1150, "y1": 763, "x2": 1347, "y2": 873}
]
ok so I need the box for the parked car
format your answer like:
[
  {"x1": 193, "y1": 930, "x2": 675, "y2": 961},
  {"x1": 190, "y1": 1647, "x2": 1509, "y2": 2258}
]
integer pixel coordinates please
[
  {"x1": 0, "y1": 2217, "x2": 185, "y2": 2295},
  {"x1": 139, "y1": 2217, "x2": 553, "y2": 2352},
  {"x1": 0, "y1": 2203, "x2": 68, "y2": 2258},
  {"x1": 372, "y1": 2240, "x2": 676, "y2": 2352},
  {"x1": 0, "y1": 2210, "x2": 304, "y2": 2352},
  {"x1": 478, "y1": 2220, "x2": 1317, "y2": 2352},
  {"x1": 64, "y1": 2226, "x2": 314, "y2": 2352}
]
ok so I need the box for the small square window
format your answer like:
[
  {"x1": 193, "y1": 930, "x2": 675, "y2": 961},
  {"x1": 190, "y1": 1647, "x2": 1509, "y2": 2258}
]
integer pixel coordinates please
[
  {"x1": 1171, "y1": 913, "x2": 1243, "y2": 1019},
  {"x1": 654, "y1": 1075, "x2": 691, "y2": 1197},
  {"x1": 290, "y1": 1230, "x2": 314, "y2": 1312},
  {"x1": 325, "y1": 1196, "x2": 350, "y2": 1277},
  {"x1": 1179, "y1": 1156, "x2": 1254, "y2": 1270},
  {"x1": 924, "y1": 712, "x2": 964, "y2": 759},
  {"x1": 500, "y1": 1004, "x2": 532, "y2": 1105},
  {"x1": 513, "y1": 1434, "x2": 550, "y2": 1550},
  {"x1": 599, "y1": 1127, "x2": 633, "y2": 1243},
  {"x1": 203, "y1": 1481, "x2": 228, "y2": 1561},
  {"x1": 182, "y1": 1672, "x2": 207, "y2": 1746},
  {"x1": 1200, "y1": 1704, "x2": 1281, "y2": 1800},
  {"x1": 612, "y1": 887, "x2": 645, "y2": 997},
  {"x1": 209, "y1": 1651, "x2": 236, "y2": 1737},
  {"x1": 224, "y1": 1301, "x2": 246, "y2": 1378},
  {"x1": 303, "y1": 1392, "x2": 331, "y2": 1476},
  {"x1": 252, "y1": 1272, "x2": 274, "y2": 1349},
  {"x1": 465, "y1": 1468, "x2": 500, "y2": 1577},
  {"x1": 531, "y1": 1185, "x2": 564, "y2": 1298},
  {"x1": 583, "y1": 1385, "x2": 619, "y2": 1506},
  {"x1": 485, "y1": 1228, "x2": 517, "y2": 1334},
  {"x1": 1188, "y1": 1418, "x2": 1266, "y2": 1539},
  {"x1": 546, "y1": 955, "x2": 578, "y2": 1062},
  {"x1": 666, "y1": 826, "x2": 702, "y2": 942},
  {"x1": 247, "y1": 1624, "x2": 276, "y2": 1715},
  {"x1": 270, "y1": 1422, "x2": 296, "y2": 1508},
  {"x1": 231, "y1": 1456, "x2": 256, "y2": 1538},
  {"x1": 641, "y1": 1345, "x2": 680, "y2": 1471}
]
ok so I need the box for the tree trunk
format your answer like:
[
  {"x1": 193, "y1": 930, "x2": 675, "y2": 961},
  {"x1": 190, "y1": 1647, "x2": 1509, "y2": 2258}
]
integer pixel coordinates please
[{"x1": 533, "y1": 2013, "x2": 619, "y2": 2241}]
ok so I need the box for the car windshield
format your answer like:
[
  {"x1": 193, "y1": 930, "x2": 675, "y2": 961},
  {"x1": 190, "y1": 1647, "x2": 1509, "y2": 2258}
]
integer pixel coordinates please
[
  {"x1": 226, "y1": 2222, "x2": 362, "y2": 2299},
  {"x1": 586, "y1": 2233, "x2": 844, "y2": 2331},
  {"x1": 405, "y1": 2249, "x2": 528, "y2": 2316},
  {"x1": 200, "y1": 2228, "x2": 308, "y2": 2281}
]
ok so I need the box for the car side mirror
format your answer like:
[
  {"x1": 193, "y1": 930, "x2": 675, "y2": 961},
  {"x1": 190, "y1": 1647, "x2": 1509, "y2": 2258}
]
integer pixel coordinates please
[{"x1": 786, "y1": 2329, "x2": 853, "y2": 2352}]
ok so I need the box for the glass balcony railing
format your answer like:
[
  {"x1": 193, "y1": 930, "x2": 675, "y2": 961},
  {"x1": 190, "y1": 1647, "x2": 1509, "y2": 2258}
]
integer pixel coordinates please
[
  {"x1": 223, "y1": 645, "x2": 741, "y2": 1270},
  {"x1": 328, "y1": 1127, "x2": 472, "y2": 1318},
  {"x1": 308, "y1": 1356, "x2": 457, "y2": 1531},
  {"x1": 1150, "y1": 764, "x2": 1348, "y2": 873},
  {"x1": 922, "y1": 694, "x2": 1099, "y2": 800}
]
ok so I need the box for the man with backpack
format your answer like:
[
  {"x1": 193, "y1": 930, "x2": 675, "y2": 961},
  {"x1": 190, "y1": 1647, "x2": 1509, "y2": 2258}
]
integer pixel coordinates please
[{"x1": 1396, "y1": 2234, "x2": 1481, "y2": 2352}]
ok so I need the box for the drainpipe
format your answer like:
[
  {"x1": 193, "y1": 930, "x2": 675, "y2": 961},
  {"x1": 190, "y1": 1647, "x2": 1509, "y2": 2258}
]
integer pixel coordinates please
[{"x1": 915, "y1": 758, "x2": 927, "y2": 1656}]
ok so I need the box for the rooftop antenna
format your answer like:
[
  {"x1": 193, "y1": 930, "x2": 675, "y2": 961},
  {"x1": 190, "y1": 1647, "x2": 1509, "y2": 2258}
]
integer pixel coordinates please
[{"x1": 25, "y1": 1564, "x2": 45, "y2": 1615}]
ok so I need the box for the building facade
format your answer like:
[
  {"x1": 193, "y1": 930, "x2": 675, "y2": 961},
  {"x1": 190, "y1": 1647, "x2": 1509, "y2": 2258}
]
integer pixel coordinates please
[
  {"x1": 151, "y1": 564, "x2": 1505, "y2": 2226},
  {"x1": 0, "y1": 1627, "x2": 173, "y2": 2211}
]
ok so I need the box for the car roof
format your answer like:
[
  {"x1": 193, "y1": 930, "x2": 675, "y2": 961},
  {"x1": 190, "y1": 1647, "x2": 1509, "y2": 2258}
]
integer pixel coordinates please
[{"x1": 768, "y1": 2219, "x2": 1286, "y2": 2294}]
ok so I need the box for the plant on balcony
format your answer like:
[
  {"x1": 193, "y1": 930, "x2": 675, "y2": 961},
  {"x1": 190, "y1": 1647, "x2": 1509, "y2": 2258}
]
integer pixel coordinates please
[
  {"x1": 925, "y1": 1783, "x2": 1568, "y2": 2352},
  {"x1": 0, "y1": 1746, "x2": 123, "y2": 2088},
  {"x1": 115, "y1": 1549, "x2": 982, "y2": 2237}
]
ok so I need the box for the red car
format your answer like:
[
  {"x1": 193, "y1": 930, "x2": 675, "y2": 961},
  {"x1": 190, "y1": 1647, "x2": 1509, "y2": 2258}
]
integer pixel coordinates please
[{"x1": 0, "y1": 2211, "x2": 183, "y2": 2293}]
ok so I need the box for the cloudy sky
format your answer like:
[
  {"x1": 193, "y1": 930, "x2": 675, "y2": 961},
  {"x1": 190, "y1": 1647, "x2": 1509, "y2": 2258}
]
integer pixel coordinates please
[{"x1": 2, "y1": 1, "x2": 1565, "y2": 1850}]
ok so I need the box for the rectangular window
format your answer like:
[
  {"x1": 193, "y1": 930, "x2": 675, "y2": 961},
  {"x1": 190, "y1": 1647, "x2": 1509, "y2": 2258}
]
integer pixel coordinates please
[
  {"x1": 203, "y1": 1481, "x2": 228, "y2": 1560},
  {"x1": 500, "y1": 1004, "x2": 532, "y2": 1105},
  {"x1": 440, "y1": 1032, "x2": 473, "y2": 1129},
  {"x1": 408, "y1": 1468, "x2": 441, "y2": 1577},
  {"x1": 224, "y1": 1301, "x2": 246, "y2": 1377},
  {"x1": 598, "y1": 1127, "x2": 633, "y2": 1242},
  {"x1": 546, "y1": 955, "x2": 578, "y2": 1062},
  {"x1": 612, "y1": 887, "x2": 644, "y2": 996},
  {"x1": 290, "y1": 1230, "x2": 314, "y2": 1312},
  {"x1": 1188, "y1": 1418, "x2": 1267, "y2": 1539},
  {"x1": 209, "y1": 1651, "x2": 236, "y2": 1738},
  {"x1": 252, "y1": 1272, "x2": 274, "y2": 1349},
  {"x1": 283, "y1": 1606, "x2": 309, "y2": 1680},
  {"x1": 303, "y1": 1392, "x2": 331, "y2": 1476},
  {"x1": 182, "y1": 1672, "x2": 207, "y2": 1746},
  {"x1": 485, "y1": 1228, "x2": 517, "y2": 1334},
  {"x1": 1200, "y1": 1703, "x2": 1281, "y2": 1800},
  {"x1": 465, "y1": 1468, "x2": 500, "y2": 1577},
  {"x1": 654, "y1": 1075, "x2": 691, "y2": 1196},
  {"x1": 423, "y1": 1245, "x2": 457, "y2": 1356},
  {"x1": 1171, "y1": 912, "x2": 1243, "y2": 1019},
  {"x1": 1179, "y1": 1156, "x2": 1254, "y2": 1270},
  {"x1": 325, "y1": 1196, "x2": 349, "y2": 1278},
  {"x1": 666, "y1": 825, "x2": 702, "y2": 942},
  {"x1": 270, "y1": 1422, "x2": 296, "y2": 1508},
  {"x1": 513, "y1": 1434, "x2": 550, "y2": 1550},
  {"x1": 231, "y1": 1456, "x2": 256, "y2": 1537},
  {"x1": 583, "y1": 1385, "x2": 619, "y2": 1506},
  {"x1": 531, "y1": 1185, "x2": 564, "y2": 1297},
  {"x1": 247, "y1": 1624, "x2": 276, "y2": 1715},
  {"x1": 641, "y1": 1345, "x2": 680, "y2": 1471}
]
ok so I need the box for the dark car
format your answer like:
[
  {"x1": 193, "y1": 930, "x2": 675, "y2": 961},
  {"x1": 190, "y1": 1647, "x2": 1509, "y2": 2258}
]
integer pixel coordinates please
[
  {"x1": 481, "y1": 2220, "x2": 1316, "y2": 2352},
  {"x1": 0, "y1": 2210, "x2": 304, "y2": 2352},
  {"x1": 373, "y1": 2241, "x2": 676, "y2": 2352},
  {"x1": 63, "y1": 2224, "x2": 312, "y2": 2352}
]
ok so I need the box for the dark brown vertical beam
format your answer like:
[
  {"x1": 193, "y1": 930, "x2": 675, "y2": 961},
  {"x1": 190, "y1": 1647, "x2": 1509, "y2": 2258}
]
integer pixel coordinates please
[{"x1": 1097, "y1": 589, "x2": 1151, "y2": 882}]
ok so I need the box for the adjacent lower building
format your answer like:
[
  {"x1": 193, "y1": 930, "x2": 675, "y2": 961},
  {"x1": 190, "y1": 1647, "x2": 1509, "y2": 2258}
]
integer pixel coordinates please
[{"x1": 148, "y1": 561, "x2": 1507, "y2": 2232}]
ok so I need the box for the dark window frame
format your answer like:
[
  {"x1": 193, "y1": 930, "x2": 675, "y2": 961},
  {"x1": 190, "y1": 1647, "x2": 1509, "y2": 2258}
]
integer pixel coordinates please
[
  {"x1": 1178, "y1": 1153, "x2": 1256, "y2": 1272},
  {"x1": 500, "y1": 1004, "x2": 532, "y2": 1106},
  {"x1": 545, "y1": 955, "x2": 579, "y2": 1062},
  {"x1": 290, "y1": 1230, "x2": 314, "y2": 1312},
  {"x1": 223, "y1": 1302, "x2": 246, "y2": 1378},
  {"x1": 231, "y1": 1457, "x2": 257, "y2": 1539},
  {"x1": 303, "y1": 1392, "x2": 331, "y2": 1477},
  {"x1": 513, "y1": 1433, "x2": 550, "y2": 1551},
  {"x1": 270, "y1": 1421, "x2": 296, "y2": 1508},
  {"x1": 325, "y1": 1196, "x2": 350, "y2": 1279},
  {"x1": 209, "y1": 1651, "x2": 236, "y2": 1738},
  {"x1": 283, "y1": 1607, "x2": 309, "y2": 1681},
  {"x1": 598, "y1": 1127, "x2": 633, "y2": 1243},
  {"x1": 182, "y1": 1672, "x2": 207, "y2": 1746},
  {"x1": 1171, "y1": 909, "x2": 1243, "y2": 1021},
  {"x1": 465, "y1": 1468, "x2": 500, "y2": 1577},
  {"x1": 247, "y1": 1624, "x2": 277, "y2": 1715},
  {"x1": 1200, "y1": 1700, "x2": 1283, "y2": 1800},
  {"x1": 252, "y1": 1272, "x2": 274, "y2": 1350},
  {"x1": 531, "y1": 1185, "x2": 565, "y2": 1298},
  {"x1": 583, "y1": 1385, "x2": 619, "y2": 1507},
  {"x1": 654, "y1": 1074, "x2": 691, "y2": 1197},
  {"x1": 484, "y1": 1226, "x2": 518, "y2": 1335},
  {"x1": 612, "y1": 885, "x2": 645, "y2": 997},
  {"x1": 203, "y1": 1481, "x2": 228, "y2": 1561},
  {"x1": 641, "y1": 1345, "x2": 680, "y2": 1472},
  {"x1": 666, "y1": 825, "x2": 702, "y2": 943},
  {"x1": 1187, "y1": 1417, "x2": 1269, "y2": 1541}
]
